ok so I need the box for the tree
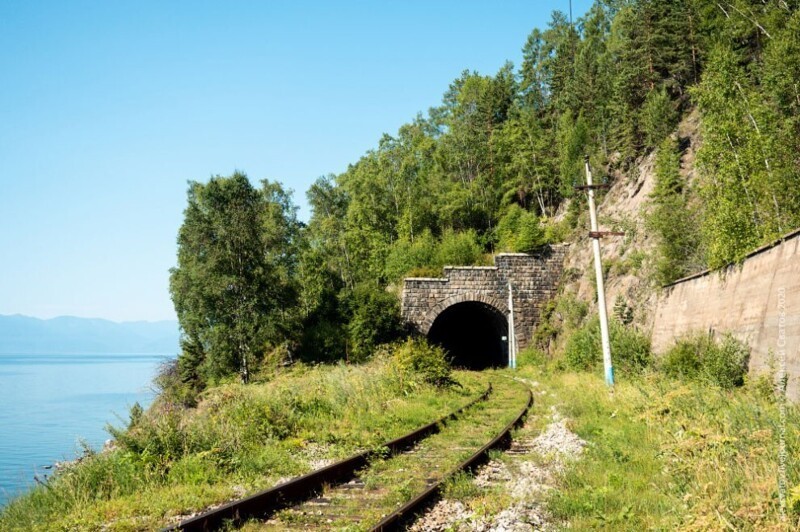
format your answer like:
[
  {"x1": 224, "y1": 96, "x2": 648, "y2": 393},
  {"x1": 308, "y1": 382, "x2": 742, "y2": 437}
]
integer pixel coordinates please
[
  {"x1": 496, "y1": 204, "x2": 544, "y2": 252},
  {"x1": 341, "y1": 282, "x2": 403, "y2": 363},
  {"x1": 640, "y1": 87, "x2": 678, "y2": 149},
  {"x1": 169, "y1": 172, "x2": 299, "y2": 386},
  {"x1": 556, "y1": 111, "x2": 588, "y2": 196},
  {"x1": 646, "y1": 136, "x2": 704, "y2": 284},
  {"x1": 693, "y1": 42, "x2": 799, "y2": 268}
]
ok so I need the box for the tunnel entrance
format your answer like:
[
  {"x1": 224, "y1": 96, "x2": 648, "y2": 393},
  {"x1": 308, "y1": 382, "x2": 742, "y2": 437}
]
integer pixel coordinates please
[{"x1": 427, "y1": 301, "x2": 508, "y2": 369}]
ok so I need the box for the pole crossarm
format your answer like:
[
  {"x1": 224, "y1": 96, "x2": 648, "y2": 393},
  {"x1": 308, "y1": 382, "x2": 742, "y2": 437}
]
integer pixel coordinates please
[
  {"x1": 574, "y1": 184, "x2": 611, "y2": 191},
  {"x1": 589, "y1": 231, "x2": 625, "y2": 238}
]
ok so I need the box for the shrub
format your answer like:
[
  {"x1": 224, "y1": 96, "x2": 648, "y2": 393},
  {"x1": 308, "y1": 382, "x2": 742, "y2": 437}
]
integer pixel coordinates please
[
  {"x1": 563, "y1": 319, "x2": 599, "y2": 371},
  {"x1": 613, "y1": 295, "x2": 634, "y2": 325},
  {"x1": 153, "y1": 358, "x2": 198, "y2": 407},
  {"x1": 613, "y1": 324, "x2": 652, "y2": 373},
  {"x1": 703, "y1": 334, "x2": 750, "y2": 388},
  {"x1": 384, "y1": 229, "x2": 489, "y2": 281},
  {"x1": 516, "y1": 213, "x2": 545, "y2": 252},
  {"x1": 342, "y1": 282, "x2": 403, "y2": 362},
  {"x1": 384, "y1": 230, "x2": 438, "y2": 282},
  {"x1": 660, "y1": 332, "x2": 749, "y2": 389},
  {"x1": 563, "y1": 316, "x2": 652, "y2": 374},
  {"x1": 390, "y1": 338, "x2": 452, "y2": 388},
  {"x1": 436, "y1": 229, "x2": 483, "y2": 266},
  {"x1": 517, "y1": 346, "x2": 550, "y2": 369},
  {"x1": 534, "y1": 293, "x2": 589, "y2": 354},
  {"x1": 497, "y1": 204, "x2": 545, "y2": 252},
  {"x1": 659, "y1": 338, "x2": 701, "y2": 378},
  {"x1": 542, "y1": 217, "x2": 573, "y2": 244},
  {"x1": 405, "y1": 266, "x2": 442, "y2": 278}
]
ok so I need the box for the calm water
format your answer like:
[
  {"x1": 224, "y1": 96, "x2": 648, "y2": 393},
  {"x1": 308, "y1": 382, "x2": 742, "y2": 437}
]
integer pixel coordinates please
[{"x1": 0, "y1": 353, "x2": 170, "y2": 506}]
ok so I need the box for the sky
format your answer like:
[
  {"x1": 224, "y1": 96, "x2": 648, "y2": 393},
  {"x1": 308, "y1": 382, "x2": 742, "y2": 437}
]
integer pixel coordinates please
[{"x1": 0, "y1": 0, "x2": 593, "y2": 323}]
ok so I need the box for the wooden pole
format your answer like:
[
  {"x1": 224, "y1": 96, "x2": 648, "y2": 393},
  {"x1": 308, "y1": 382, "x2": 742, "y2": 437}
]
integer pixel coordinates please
[{"x1": 584, "y1": 158, "x2": 614, "y2": 387}]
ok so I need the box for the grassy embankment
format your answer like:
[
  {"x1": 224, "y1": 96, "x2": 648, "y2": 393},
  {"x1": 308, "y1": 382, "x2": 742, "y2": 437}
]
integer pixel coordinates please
[
  {"x1": 448, "y1": 330, "x2": 800, "y2": 530},
  {"x1": 0, "y1": 342, "x2": 485, "y2": 531},
  {"x1": 2, "y1": 324, "x2": 798, "y2": 531},
  {"x1": 527, "y1": 368, "x2": 797, "y2": 530}
]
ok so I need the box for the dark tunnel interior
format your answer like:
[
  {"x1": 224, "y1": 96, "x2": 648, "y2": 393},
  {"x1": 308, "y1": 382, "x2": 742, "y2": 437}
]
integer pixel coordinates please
[{"x1": 427, "y1": 301, "x2": 508, "y2": 370}]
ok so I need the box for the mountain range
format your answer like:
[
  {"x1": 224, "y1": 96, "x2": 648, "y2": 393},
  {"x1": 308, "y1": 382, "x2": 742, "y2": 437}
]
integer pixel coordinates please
[{"x1": 0, "y1": 314, "x2": 180, "y2": 354}]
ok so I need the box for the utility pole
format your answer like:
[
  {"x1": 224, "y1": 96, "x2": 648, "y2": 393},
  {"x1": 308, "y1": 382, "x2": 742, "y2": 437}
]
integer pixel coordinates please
[
  {"x1": 569, "y1": 0, "x2": 573, "y2": 26},
  {"x1": 508, "y1": 281, "x2": 516, "y2": 369},
  {"x1": 575, "y1": 157, "x2": 622, "y2": 387}
]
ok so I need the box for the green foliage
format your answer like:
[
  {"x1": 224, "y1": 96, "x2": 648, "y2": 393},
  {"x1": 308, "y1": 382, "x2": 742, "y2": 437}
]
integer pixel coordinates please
[
  {"x1": 660, "y1": 337, "x2": 702, "y2": 379},
  {"x1": 533, "y1": 292, "x2": 589, "y2": 354},
  {"x1": 557, "y1": 111, "x2": 588, "y2": 194},
  {"x1": 383, "y1": 229, "x2": 486, "y2": 282},
  {"x1": 169, "y1": 173, "x2": 300, "y2": 385},
  {"x1": 640, "y1": 87, "x2": 678, "y2": 149},
  {"x1": 342, "y1": 282, "x2": 403, "y2": 363},
  {"x1": 661, "y1": 332, "x2": 750, "y2": 389},
  {"x1": 442, "y1": 471, "x2": 481, "y2": 499},
  {"x1": 516, "y1": 346, "x2": 550, "y2": 369},
  {"x1": 128, "y1": 402, "x2": 144, "y2": 429},
  {"x1": 496, "y1": 204, "x2": 545, "y2": 252},
  {"x1": 563, "y1": 316, "x2": 652, "y2": 374},
  {"x1": 698, "y1": 334, "x2": 750, "y2": 389},
  {"x1": 384, "y1": 230, "x2": 438, "y2": 282},
  {"x1": 14, "y1": 3, "x2": 800, "y2": 527},
  {"x1": 531, "y1": 369, "x2": 799, "y2": 529},
  {"x1": 436, "y1": 229, "x2": 483, "y2": 267},
  {"x1": 0, "y1": 360, "x2": 484, "y2": 530},
  {"x1": 693, "y1": 12, "x2": 800, "y2": 269},
  {"x1": 297, "y1": 0, "x2": 800, "y2": 336},
  {"x1": 389, "y1": 338, "x2": 453, "y2": 389},
  {"x1": 790, "y1": 484, "x2": 800, "y2": 516},
  {"x1": 516, "y1": 213, "x2": 546, "y2": 252},
  {"x1": 646, "y1": 136, "x2": 704, "y2": 285},
  {"x1": 612, "y1": 295, "x2": 633, "y2": 325}
]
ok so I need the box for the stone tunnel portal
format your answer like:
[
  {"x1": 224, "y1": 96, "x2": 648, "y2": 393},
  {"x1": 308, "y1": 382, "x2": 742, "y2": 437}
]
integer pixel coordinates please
[
  {"x1": 427, "y1": 301, "x2": 508, "y2": 369},
  {"x1": 402, "y1": 248, "x2": 568, "y2": 370}
]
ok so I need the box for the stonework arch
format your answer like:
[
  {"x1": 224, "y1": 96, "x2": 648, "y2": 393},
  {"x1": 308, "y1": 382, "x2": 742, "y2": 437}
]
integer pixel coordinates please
[
  {"x1": 420, "y1": 292, "x2": 508, "y2": 334},
  {"x1": 401, "y1": 248, "x2": 567, "y2": 352}
]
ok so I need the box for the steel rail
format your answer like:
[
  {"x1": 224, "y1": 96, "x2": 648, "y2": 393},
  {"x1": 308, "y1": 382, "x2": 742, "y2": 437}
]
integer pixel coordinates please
[
  {"x1": 162, "y1": 384, "x2": 492, "y2": 531},
  {"x1": 369, "y1": 385, "x2": 533, "y2": 531}
]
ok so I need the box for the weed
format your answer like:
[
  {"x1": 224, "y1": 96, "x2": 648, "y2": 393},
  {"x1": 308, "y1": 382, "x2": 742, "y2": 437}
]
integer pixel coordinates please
[
  {"x1": 563, "y1": 315, "x2": 652, "y2": 374},
  {"x1": 443, "y1": 471, "x2": 481, "y2": 499},
  {"x1": 661, "y1": 332, "x2": 749, "y2": 389},
  {"x1": 388, "y1": 337, "x2": 454, "y2": 389}
]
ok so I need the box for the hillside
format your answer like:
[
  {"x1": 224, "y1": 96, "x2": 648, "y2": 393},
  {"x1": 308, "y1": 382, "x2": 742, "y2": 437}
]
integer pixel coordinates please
[
  {"x1": 162, "y1": 1, "x2": 800, "y2": 390},
  {"x1": 0, "y1": 314, "x2": 179, "y2": 354},
  {"x1": 555, "y1": 109, "x2": 702, "y2": 331}
]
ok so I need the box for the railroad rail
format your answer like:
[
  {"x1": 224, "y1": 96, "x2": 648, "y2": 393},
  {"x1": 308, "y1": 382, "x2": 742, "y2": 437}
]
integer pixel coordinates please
[
  {"x1": 163, "y1": 384, "x2": 493, "y2": 531},
  {"x1": 370, "y1": 384, "x2": 532, "y2": 531}
]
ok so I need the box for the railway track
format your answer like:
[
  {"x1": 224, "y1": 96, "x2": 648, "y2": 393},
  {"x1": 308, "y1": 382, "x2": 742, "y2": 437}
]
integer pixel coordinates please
[{"x1": 165, "y1": 377, "x2": 532, "y2": 532}]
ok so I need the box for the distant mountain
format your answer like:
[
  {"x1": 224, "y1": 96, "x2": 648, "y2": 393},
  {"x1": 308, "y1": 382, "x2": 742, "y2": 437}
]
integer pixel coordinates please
[{"x1": 0, "y1": 314, "x2": 180, "y2": 354}]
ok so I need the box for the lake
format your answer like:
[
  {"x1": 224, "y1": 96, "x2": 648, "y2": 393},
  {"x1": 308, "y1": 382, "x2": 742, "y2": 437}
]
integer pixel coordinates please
[{"x1": 0, "y1": 353, "x2": 171, "y2": 506}]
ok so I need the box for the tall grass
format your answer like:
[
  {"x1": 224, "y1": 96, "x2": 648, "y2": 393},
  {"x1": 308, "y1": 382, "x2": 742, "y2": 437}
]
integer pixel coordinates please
[
  {"x1": 519, "y1": 368, "x2": 799, "y2": 529},
  {"x1": 0, "y1": 352, "x2": 479, "y2": 531}
]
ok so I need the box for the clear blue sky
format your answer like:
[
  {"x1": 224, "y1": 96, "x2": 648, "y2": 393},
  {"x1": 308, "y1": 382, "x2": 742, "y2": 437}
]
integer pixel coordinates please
[{"x1": 0, "y1": 0, "x2": 592, "y2": 322}]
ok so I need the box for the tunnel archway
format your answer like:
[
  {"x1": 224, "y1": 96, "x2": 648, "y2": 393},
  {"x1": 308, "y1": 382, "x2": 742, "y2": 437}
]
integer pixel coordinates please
[{"x1": 427, "y1": 301, "x2": 508, "y2": 369}]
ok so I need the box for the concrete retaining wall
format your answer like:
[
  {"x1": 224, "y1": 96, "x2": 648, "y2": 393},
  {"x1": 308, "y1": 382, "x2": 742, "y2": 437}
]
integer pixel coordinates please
[{"x1": 652, "y1": 229, "x2": 800, "y2": 399}]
